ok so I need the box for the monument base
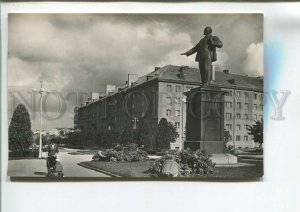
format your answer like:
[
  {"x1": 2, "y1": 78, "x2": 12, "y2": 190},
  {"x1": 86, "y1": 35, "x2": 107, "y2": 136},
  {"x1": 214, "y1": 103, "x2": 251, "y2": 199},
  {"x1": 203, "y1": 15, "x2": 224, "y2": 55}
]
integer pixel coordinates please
[{"x1": 184, "y1": 140, "x2": 226, "y2": 154}]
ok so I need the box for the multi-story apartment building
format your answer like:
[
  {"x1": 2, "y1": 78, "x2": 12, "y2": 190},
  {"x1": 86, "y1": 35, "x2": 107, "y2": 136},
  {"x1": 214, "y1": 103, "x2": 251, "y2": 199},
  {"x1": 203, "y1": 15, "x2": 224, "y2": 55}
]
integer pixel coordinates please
[{"x1": 75, "y1": 65, "x2": 263, "y2": 150}]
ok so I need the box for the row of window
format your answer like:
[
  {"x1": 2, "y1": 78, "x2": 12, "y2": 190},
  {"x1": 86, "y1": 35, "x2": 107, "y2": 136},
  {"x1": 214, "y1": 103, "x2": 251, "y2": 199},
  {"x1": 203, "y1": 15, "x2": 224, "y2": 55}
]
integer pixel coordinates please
[
  {"x1": 225, "y1": 90, "x2": 263, "y2": 100},
  {"x1": 225, "y1": 102, "x2": 263, "y2": 110},
  {"x1": 227, "y1": 135, "x2": 249, "y2": 141},
  {"x1": 166, "y1": 109, "x2": 181, "y2": 117},
  {"x1": 225, "y1": 113, "x2": 263, "y2": 120},
  {"x1": 166, "y1": 84, "x2": 194, "y2": 93},
  {"x1": 226, "y1": 124, "x2": 249, "y2": 130}
]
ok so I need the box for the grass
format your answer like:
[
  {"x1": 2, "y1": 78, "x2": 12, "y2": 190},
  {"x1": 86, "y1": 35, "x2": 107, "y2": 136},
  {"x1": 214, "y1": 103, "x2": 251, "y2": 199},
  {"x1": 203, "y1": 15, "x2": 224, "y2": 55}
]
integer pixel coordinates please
[
  {"x1": 81, "y1": 160, "x2": 152, "y2": 177},
  {"x1": 81, "y1": 160, "x2": 263, "y2": 179}
]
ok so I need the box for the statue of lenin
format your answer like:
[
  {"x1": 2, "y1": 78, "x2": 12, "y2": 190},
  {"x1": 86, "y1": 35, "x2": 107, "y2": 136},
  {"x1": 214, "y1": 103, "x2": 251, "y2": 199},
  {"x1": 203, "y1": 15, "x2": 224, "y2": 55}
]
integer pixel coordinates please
[{"x1": 181, "y1": 26, "x2": 223, "y2": 86}]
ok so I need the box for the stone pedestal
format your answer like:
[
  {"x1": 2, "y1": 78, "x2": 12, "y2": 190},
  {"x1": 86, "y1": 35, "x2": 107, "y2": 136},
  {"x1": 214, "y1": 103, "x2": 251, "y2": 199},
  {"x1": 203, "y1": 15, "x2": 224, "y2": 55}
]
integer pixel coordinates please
[{"x1": 184, "y1": 86, "x2": 226, "y2": 154}]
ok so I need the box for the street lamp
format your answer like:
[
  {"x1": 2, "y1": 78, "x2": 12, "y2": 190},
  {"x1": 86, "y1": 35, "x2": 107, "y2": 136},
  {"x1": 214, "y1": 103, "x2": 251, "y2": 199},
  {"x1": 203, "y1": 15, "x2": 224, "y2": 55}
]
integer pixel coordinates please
[
  {"x1": 33, "y1": 81, "x2": 49, "y2": 158},
  {"x1": 132, "y1": 117, "x2": 139, "y2": 143},
  {"x1": 180, "y1": 95, "x2": 187, "y2": 151}
]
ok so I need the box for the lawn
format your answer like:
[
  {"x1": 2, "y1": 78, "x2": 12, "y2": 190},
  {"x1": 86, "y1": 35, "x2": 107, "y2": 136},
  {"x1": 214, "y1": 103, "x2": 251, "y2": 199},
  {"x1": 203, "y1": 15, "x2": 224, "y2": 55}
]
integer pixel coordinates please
[
  {"x1": 81, "y1": 160, "x2": 263, "y2": 179},
  {"x1": 81, "y1": 160, "x2": 153, "y2": 178}
]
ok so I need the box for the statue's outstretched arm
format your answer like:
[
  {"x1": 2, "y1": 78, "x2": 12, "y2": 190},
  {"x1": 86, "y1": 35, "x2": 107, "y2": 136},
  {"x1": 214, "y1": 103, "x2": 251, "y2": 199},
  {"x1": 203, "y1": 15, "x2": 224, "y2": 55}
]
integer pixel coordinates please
[{"x1": 181, "y1": 43, "x2": 199, "y2": 56}]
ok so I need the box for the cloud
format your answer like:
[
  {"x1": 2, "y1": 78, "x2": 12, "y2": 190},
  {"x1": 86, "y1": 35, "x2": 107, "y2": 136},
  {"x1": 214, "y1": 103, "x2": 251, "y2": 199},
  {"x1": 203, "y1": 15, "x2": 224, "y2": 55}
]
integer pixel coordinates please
[
  {"x1": 243, "y1": 42, "x2": 264, "y2": 77},
  {"x1": 7, "y1": 14, "x2": 263, "y2": 130}
]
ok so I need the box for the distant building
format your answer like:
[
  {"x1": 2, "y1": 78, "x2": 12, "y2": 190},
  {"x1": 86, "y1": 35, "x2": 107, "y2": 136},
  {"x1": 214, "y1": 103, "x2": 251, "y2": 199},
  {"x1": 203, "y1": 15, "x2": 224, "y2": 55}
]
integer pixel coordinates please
[{"x1": 75, "y1": 65, "x2": 263, "y2": 149}]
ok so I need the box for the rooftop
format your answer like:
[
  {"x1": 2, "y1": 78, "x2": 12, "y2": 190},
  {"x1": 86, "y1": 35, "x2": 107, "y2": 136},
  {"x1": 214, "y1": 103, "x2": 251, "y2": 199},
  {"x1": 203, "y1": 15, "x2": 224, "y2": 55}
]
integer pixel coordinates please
[
  {"x1": 78, "y1": 65, "x2": 263, "y2": 108},
  {"x1": 135, "y1": 65, "x2": 263, "y2": 91}
]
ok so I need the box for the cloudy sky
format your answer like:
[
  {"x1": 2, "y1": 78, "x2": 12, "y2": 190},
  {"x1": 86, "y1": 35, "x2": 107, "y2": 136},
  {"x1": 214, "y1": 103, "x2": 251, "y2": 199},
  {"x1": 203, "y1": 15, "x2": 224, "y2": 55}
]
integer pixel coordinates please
[{"x1": 8, "y1": 13, "x2": 263, "y2": 130}]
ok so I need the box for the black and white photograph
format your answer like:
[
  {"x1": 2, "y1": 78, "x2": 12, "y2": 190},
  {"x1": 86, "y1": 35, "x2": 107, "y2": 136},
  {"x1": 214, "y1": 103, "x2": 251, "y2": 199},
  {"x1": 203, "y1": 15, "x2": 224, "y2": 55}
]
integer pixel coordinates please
[{"x1": 7, "y1": 13, "x2": 263, "y2": 180}]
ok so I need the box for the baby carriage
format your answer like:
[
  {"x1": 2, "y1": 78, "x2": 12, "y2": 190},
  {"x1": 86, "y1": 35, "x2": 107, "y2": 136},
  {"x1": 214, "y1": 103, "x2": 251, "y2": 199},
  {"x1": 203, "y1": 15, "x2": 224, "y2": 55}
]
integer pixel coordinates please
[{"x1": 47, "y1": 154, "x2": 64, "y2": 178}]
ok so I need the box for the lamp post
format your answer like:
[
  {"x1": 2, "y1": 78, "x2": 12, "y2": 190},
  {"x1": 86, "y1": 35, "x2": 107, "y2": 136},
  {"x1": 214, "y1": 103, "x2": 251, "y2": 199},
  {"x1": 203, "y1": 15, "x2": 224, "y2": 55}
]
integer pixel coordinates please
[
  {"x1": 180, "y1": 95, "x2": 187, "y2": 151},
  {"x1": 33, "y1": 81, "x2": 48, "y2": 158},
  {"x1": 132, "y1": 117, "x2": 139, "y2": 143}
]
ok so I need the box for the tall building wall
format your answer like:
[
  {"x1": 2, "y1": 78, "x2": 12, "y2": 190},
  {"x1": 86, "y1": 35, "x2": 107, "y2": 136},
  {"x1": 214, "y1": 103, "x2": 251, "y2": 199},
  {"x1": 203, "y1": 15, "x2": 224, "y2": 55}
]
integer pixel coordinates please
[
  {"x1": 223, "y1": 88, "x2": 263, "y2": 148},
  {"x1": 76, "y1": 65, "x2": 263, "y2": 149},
  {"x1": 158, "y1": 81, "x2": 199, "y2": 149}
]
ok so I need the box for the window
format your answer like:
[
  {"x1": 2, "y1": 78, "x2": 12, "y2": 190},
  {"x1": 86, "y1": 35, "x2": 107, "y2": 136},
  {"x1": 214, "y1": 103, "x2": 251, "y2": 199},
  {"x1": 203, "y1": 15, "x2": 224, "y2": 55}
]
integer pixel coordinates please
[
  {"x1": 166, "y1": 109, "x2": 171, "y2": 116},
  {"x1": 176, "y1": 85, "x2": 181, "y2": 92},
  {"x1": 236, "y1": 135, "x2": 241, "y2": 141},
  {"x1": 167, "y1": 84, "x2": 172, "y2": 92},
  {"x1": 236, "y1": 113, "x2": 241, "y2": 119},
  {"x1": 245, "y1": 103, "x2": 249, "y2": 109},
  {"x1": 244, "y1": 114, "x2": 249, "y2": 120},
  {"x1": 260, "y1": 94, "x2": 263, "y2": 100},
  {"x1": 236, "y1": 91, "x2": 241, "y2": 98},
  {"x1": 175, "y1": 122, "x2": 180, "y2": 129},
  {"x1": 253, "y1": 104, "x2": 258, "y2": 110},
  {"x1": 186, "y1": 86, "x2": 193, "y2": 91},
  {"x1": 237, "y1": 102, "x2": 242, "y2": 108},
  {"x1": 175, "y1": 110, "x2": 180, "y2": 116},
  {"x1": 244, "y1": 136, "x2": 248, "y2": 141},
  {"x1": 237, "y1": 124, "x2": 241, "y2": 130},
  {"x1": 254, "y1": 93, "x2": 258, "y2": 100},
  {"x1": 253, "y1": 114, "x2": 257, "y2": 120},
  {"x1": 225, "y1": 124, "x2": 232, "y2": 130},
  {"x1": 225, "y1": 102, "x2": 232, "y2": 108},
  {"x1": 166, "y1": 97, "x2": 172, "y2": 104},
  {"x1": 244, "y1": 124, "x2": 248, "y2": 130},
  {"x1": 245, "y1": 92, "x2": 249, "y2": 98},
  {"x1": 226, "y1": 113, "x2": 232, "y2": 119},
  {"x1": 225, "y1": 90, "x2": 233, "y2": 97}
]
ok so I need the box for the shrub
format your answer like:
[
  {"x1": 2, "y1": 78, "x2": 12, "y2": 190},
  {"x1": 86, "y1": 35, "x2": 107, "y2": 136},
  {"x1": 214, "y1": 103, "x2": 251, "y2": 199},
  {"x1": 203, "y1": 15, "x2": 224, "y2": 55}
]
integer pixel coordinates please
[
  {"x1": 9, "y1": 104, "x2": 33, "y2": 156},
  {"x1": 156, "y1": 118, "x2": 178, "y2": 150},
  {"x1": 149, "y1": 149, "x2": 215, "y2": 176},
  {"x1": 226, "y1": 145, "x2": 235, "y2": 154},
  {"x1": 96, "y1": 143, "x2": 149, "y2": 162}
]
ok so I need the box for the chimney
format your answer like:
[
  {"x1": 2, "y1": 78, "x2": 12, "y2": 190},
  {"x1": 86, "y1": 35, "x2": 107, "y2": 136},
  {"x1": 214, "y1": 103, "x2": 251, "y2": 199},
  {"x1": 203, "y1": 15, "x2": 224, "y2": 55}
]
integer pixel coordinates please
[
  {"x1": 223, "y1": 70, "x2": 229, "y2": 74},
  {"x1": 178, "y1": 66, "x2": 188, "y2": 79},
  {"x1": 228, "y1": 79, "x2": 236, "y2": 85},
  {"x1": 91, "y1": 92, "x2": 100, "y2": 100},
  {"x1": 155, "y1": 67, "x2": 160, "y2": 71},
  {"x1": 106, "y1": 84, "x2": 117, "y2": 95},
  {"x1": 128, "y1": 74, "x2": 139, "y2": 87}
]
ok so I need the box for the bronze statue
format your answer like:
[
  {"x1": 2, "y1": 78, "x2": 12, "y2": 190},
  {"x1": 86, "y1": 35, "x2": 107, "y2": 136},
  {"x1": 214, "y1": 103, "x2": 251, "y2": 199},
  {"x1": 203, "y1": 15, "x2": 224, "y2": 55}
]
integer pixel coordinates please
[{"x1": 181, "y1": 26, "x2": 223, "y2": 86}]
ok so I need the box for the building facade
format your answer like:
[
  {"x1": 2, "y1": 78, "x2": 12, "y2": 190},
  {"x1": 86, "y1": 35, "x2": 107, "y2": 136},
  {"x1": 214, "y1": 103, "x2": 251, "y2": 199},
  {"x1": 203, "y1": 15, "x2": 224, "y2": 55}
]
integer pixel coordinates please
[{"x1": 75, "y1": 65, "x2": 263, "y2": 149}]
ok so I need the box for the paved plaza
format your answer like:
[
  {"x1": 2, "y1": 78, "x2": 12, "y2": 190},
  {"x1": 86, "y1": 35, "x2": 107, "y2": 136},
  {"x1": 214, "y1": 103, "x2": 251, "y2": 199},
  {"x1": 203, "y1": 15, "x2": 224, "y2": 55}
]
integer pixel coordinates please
[{"x1": 7, "y1": 148, "x2": 110, "y2": 178}]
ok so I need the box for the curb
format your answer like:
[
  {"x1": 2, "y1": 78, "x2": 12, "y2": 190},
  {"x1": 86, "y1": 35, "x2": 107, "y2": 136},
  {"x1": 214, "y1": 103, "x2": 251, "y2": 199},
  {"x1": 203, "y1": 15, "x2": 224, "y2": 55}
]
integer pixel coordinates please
[{"x1": 77, "y1": 162, "x2": 122, "y2": 178}]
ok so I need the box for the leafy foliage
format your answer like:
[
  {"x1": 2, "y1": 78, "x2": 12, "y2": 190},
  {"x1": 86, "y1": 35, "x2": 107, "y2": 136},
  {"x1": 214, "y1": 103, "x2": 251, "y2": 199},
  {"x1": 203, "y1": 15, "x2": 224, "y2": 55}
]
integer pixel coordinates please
[
  {"x1": 9, "y1": 104, "x2": 33, "y2": 156},
  {"x1": 224, "y1": 129, "x2": 231, "y2": 143},
  {"x1": 67, "y1": 130, "x2": 83, "y2": 146},
  {"x1": 247, "y1": 119, "x2": 263, "y2": 147},
  {"x1": 95, "y1": 143, "x2": 149, "y2": 162},
  {"x1": 149, "y1": 149, "x2": 215, "y2": 176},
  {"x1": 156, "y1": 118, "x2": 178, "y2": 150}
]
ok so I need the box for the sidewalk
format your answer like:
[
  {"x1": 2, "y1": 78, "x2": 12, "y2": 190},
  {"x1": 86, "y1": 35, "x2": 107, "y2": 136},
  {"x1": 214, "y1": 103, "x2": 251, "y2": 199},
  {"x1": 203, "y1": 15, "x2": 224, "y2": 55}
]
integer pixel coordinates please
[
  {"x1": 7, "y1": 150, "x2": 110, "y2": 178},
  {"x1": 7, "y1": 158, "x2": 47, "y2": 177}
]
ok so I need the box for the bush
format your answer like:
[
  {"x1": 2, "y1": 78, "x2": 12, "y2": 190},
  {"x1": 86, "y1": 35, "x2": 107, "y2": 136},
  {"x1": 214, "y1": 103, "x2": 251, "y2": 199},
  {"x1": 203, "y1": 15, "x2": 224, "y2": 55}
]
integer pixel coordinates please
[
  {"x1": 9, "y1": 104, "x2": 33, "y2": 155},
  {"x1": 149, "y1": 149, "x2": 215, "y2": 176},
  {"x1": 95, "y1": 143, "x2": 149, "y2": 162},
  {"x1": 226, "y1": 145, "x2": 235, "y2": 154}
]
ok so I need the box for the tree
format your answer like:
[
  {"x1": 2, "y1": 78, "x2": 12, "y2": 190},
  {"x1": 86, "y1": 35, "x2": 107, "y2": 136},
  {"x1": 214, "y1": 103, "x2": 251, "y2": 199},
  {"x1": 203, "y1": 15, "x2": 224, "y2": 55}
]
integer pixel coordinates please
[
  {"x1": 9, "y1": 104, "x2": 33, "y2": 156},
  {"x1": 247, "y1": 119, "x2": 263, "y2": 148},
  {"x1": 156, "y1": 118, "x2": 178, "y2": 150},
  {"x1": 120, "y1": 125, "x2": 135, "y2": 144},
  {"x1": 224, "y1": 129, "x2": 231, "y2": 144}
]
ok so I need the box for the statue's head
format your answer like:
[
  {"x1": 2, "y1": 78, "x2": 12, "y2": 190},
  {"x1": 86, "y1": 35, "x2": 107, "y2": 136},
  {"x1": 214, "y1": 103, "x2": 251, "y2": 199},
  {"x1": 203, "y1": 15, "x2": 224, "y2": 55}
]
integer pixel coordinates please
[{"x1": 204, "y1": 26, "x2": 212, "y2": 35}]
